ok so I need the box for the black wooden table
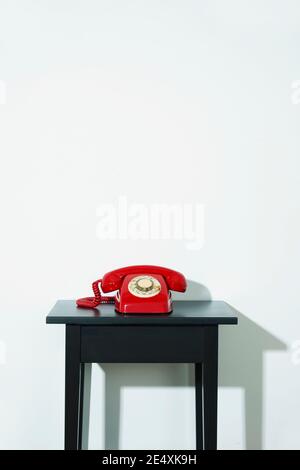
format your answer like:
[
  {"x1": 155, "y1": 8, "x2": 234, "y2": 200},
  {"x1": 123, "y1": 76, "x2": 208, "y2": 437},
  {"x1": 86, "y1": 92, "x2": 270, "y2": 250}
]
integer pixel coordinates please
[{"x1": 46, "y1": 300, "x2": 237, "y2": 450}]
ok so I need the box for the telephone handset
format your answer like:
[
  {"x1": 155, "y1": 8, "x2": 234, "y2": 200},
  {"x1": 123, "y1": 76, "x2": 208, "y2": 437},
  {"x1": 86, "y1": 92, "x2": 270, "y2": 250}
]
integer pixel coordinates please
[{"x1": 76, "y1": 265, "x2": 187, "y2": 314}]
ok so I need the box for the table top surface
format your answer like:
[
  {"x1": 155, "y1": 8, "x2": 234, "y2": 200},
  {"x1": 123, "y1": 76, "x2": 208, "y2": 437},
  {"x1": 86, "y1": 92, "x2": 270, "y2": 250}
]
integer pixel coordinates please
[{"x1": 46, "y1": 300, "x2": 238, "y2": 326}]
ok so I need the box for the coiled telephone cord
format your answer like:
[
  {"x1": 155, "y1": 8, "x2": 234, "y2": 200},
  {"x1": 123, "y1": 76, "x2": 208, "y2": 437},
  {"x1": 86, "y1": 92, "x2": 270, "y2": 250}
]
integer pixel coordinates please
[{"x1": 76, "y1": 279, "x2": 115, "y2": 308}]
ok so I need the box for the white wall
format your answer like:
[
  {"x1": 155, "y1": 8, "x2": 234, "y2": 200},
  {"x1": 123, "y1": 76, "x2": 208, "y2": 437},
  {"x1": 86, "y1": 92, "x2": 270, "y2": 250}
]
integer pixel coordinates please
[{"x1": 0, "y1": 0, "x2": 300, "y2": 449}]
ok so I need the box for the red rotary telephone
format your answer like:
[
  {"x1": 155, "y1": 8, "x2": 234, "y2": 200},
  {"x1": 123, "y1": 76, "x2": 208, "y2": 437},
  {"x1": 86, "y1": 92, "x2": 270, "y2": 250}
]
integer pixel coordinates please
[{"x1": 76, "y1": 265, "x2": 187, "y2": 314}]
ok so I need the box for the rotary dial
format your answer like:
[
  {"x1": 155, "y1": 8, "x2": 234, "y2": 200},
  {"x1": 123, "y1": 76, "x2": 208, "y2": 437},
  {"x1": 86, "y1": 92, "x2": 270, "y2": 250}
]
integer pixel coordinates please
[{"x1": 128, "y1": 275, "x2": 161, "y2": 298}]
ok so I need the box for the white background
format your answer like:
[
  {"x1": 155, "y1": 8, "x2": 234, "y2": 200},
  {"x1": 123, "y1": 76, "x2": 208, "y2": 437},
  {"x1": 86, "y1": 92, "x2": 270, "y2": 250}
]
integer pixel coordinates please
[{"x1": 0, "y1": 0, "x2": 300, "y2": 449}]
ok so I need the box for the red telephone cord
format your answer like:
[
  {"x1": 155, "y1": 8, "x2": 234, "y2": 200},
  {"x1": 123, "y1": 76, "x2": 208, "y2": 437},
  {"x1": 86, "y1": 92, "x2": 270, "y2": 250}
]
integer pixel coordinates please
[{"x1": 76, "y1": 279, "x2": 115, "y2": 308}]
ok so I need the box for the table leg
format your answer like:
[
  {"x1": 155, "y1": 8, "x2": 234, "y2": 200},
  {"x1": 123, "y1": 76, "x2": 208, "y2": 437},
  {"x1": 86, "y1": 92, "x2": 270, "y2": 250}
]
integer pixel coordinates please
[
  {"x1": 65, "y1": 325, "x2": 82, "y2": 450},
  {"x1": 202, "y1": 326, "x2": 218, "y2": 450},
  {"x1": 79, "y1": 363, "x2": 92, "y2": 449},
  {"x1": 195, "y1": 363, "x2": 204, "y2": 450}
]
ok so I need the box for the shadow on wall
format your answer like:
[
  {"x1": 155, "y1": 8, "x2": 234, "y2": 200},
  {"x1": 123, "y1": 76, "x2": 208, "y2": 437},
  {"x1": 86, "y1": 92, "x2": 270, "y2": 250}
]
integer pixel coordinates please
[
  {"x1": 83, "y1": 281, "x2": 286, "y2": 450},
  {"x1": 100, "y1": 363, "x2": 195, "y2": 450},
  {"x1": 219, "y1": 309, "x2": 286, "y2": 449}
]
